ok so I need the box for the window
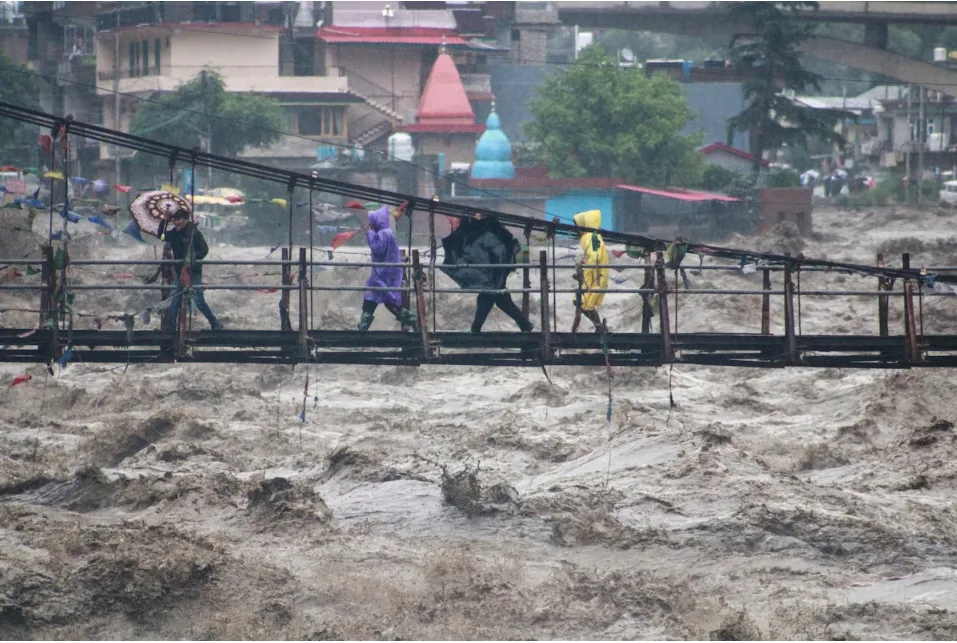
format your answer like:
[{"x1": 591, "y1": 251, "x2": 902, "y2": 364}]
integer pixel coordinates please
[
  {"x1": 141, "y1": 40, "x2": 149, "y2": 76},
  {"x1": 154, "y1": 39, "x2": 161, "y2": 74},
  {"x1": 297, "y1": 106, "x2": 345, "y2": 137},
  {"x1": 128, "y1": 41, "x2": 136, "y2": 77}
]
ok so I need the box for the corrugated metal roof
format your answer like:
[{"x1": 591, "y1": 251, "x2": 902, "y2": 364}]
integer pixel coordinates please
[{"x1": 617, "y1": 184, "x2": 741, "y2": 203}]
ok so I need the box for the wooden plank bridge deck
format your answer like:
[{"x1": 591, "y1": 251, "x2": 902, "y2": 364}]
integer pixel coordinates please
[{"x1": 2, "y1": 329, "x2": 956, "y2": 369}]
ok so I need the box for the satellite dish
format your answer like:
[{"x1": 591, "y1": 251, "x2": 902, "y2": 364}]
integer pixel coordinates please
[{"x1": 620, "y1": 48, "x2": 635, "y2": 62}]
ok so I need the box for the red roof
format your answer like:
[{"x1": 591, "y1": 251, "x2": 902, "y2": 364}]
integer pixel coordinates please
[
  {"x1": 406, "y1": 51, "x2": 477, "y2": 133},
  {"x1": 617, "y1": 184, "x2": 741, "y2": 203},
  {"x1": 699, "y1": 142, "x2": 771, "y2": 166},
  {"x1": 318, "y1": 26, "x2": 468, "y2": 46},
  {"x1": 402, "y1": 123, "x2": 485, "y2": 133},
  {"x1": 471, "y1": 177, "x2": 621, "y2": 190}
]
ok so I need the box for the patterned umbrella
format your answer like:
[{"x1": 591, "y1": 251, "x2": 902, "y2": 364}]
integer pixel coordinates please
[{"x1": 128, "y1": 190, "x2": 194, "y2": 239}]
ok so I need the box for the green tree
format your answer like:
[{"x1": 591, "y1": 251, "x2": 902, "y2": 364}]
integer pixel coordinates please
[
  {"x1": 525, "y1": 46, "x2": 704, "y2": 187},
  {"x1": 699, "y1": 164, "x2": 738, "y2": 192},
  {"x1": 131, "y1": 70, "x2": 284, "y2": 158},
  {"x1": 726, "y1": 2, "x2": 845, "y2": 175},
  {"x1": 0, "y1": 49, "x2": 41, "y2": 159}
]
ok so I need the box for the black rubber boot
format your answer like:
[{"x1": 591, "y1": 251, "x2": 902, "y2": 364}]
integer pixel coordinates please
[{"x1": 357, "y1": 311, "x2": 374, "y2": 331}]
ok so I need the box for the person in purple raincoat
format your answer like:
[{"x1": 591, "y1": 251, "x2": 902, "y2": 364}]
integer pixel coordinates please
[{"x1": 357, "y1": 204, "x2": 418, "y2": 332}]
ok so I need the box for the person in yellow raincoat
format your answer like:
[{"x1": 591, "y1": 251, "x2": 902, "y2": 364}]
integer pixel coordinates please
[{"x1": 572, "y1": 209, "x2": 609, "y2": 332}]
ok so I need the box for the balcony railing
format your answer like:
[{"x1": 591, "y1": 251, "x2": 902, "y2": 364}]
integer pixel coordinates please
[
  {"x1": 461, "y1": 73, "x2": 492, "y2": 93},
  {"x1": 96, "y1": 2, "x2": 284, "y2": 32}
]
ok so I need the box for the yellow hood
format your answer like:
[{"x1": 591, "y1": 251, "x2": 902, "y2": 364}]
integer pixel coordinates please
[
  {"x1": 574, "y1": 209, "x2": 602, "y2": 251},
  {"x1": 573, "y1": 209, "x2": 602, "y2": 231}
]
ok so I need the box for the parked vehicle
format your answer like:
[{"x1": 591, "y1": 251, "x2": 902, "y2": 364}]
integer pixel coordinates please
[{"x1": 939, "y1": 180, "x2": 957, "y2": 205}]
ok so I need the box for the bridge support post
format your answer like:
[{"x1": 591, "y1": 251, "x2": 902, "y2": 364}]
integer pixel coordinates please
[
  {"x1": 761, "y1": 267, "x2": 773, "y2": 361},
  {"x1": 761, "y1": 267, "x2": 771, "y2": 335},
  {"x1": 904, "y1": 283, "x2": 920, "y2": 365},
  {"x1": 902, "y1": 253, "x2": 911, "y2": 341},
  {"x1": 864, "y1": 22, "x2": 889, "y2": 50},
  {"x1": 877, "y1": 253, "x2": 889, "y2": 337},
  {"x1": 39, "y1": 245, "x2": 59, "y2": 363},
  {"x1": 539, "y1": 250, "x2": 552, "y2": 360},
  {"x1": 412, "y1": 250, "x2": 431, "y2": 360},
  {"x1": 400, "y1": 249, "x2": 411, "y2": 331},
  {"x1": 641, "y1": 250, "x2": 654, "y2": 335},
  {"x1": 877, "y1": 253, "x2": 892, "y2": 362},
  {"x1": 783, "y1": 262, "x2": 798, "y2": 365},
  {"x1": 655, "y1": 251, "x2": 673, "y2": 363},
  {"x1": 522, "y1": 223, "x2": 532, "y2": 319},
  {"x1": 298, "y1": 247, "x2": 308, "y2": 359},
  {"x1": 279, "y1": 248, "x2": 292, "y2": 333}
]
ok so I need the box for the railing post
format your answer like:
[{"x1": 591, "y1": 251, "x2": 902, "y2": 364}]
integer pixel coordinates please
[
  {"x1": 902, "y1": 253, "x2": 911, "y2": 342},
  {"x1": 783, "y1": 261, "x2": 798, "y2": 365},
  {"x1": 175, "y1": 261, "x2": 190, "y2": 360},
  {"x1": 761, "y1": 267, "x2": 771, "y2": 335},
  {"x1": 539, "y1": 250, "x2": 552, "y2": 360},
  {"x1": 877, "y1": 253, "x2": 889, "y2": 337},
  {"x1": 400, "y1": 248, "x2": 411, "y2": 331},
  {"x1": 298, "y1": 247, "x2": 308, "y2": 359},
  {"x1": 877, "y1": 253, "x2": 894, "y2": 362},
  {"x1": 641, "y1": 250, "x2": 654, "y2": 334},
  {"x1": 40, "y1": 245, "x2": 58, "y2": 363},
  {"x1": 279, "y1": 248, "x2": 292, "y2": 332},
  {"x1": 903, "y1": 283, "x2": 920, "y2": 366},
  {"x1": 522, "y1": 223, "x2": 532, "y2": 319},
  {"x1": 159, "y1": 245, "x2": 173, "y2": 332},
  {"x1": 655, "y1": 251, "x2": 673, "y2": 363},
  {"x1": 412, "y1": 249, "x2": 431, "y2": 359}
]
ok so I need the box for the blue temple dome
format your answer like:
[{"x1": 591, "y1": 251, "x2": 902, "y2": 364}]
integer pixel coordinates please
[{"x1": 471, "y1": 105, "x2": 515, "y2": 180}]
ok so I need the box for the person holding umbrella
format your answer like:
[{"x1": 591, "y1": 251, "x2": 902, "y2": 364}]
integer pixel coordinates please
[
  {"x1": 129, "y1": 190, "x2": 223, "y2": 331},
  {"x1": 441, "y1": 212, "x2": 533, "y2": 334},
  {"x1": 164, "y1": 207, "x2": 223, "y2": 331}
]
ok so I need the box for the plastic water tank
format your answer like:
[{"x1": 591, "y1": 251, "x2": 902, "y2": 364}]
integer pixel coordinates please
[
  {"x1": 387, "y1": 132, "x2": 415, "y2": 163},
  {"x1": 935, "y1": 47, "x2": 948, "y2": 63}
]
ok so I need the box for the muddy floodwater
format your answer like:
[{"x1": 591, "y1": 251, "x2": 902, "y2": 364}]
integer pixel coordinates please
[{"x1": 3, "y1": 205, "x2": 957, "y2": 639}]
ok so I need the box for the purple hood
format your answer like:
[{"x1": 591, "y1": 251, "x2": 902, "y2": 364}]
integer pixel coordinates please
[{"x1": 368, "y1": 206, "x2": 390, "y2": 232}]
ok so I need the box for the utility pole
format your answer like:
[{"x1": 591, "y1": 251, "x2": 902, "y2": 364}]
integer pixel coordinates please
[
  {"x1": 906, "y1": 83, "x2": 912, "y2": 202},
  {"x1": 918, "y1": 85, "x2": 925, "y2": 202},
  {"x1": 113, "y1": 10, "x2": 120, "y2": 185}
]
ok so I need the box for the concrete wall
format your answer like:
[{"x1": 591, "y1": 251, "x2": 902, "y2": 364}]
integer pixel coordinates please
[
  {"x1": 0, "y1": 28, "x2": 28, "y2": 65},
  {"x1": 891, "y1": 114, "x2": 911, "y2": 152},
  {"x1": 96, "y1": 28, "x2": 306, "y2": 94},
  {"x1": 703, "y1": 149, "x2": 753, "y2": 174},
  {"x1": 415, "y1": 134, "x2": 479, "y2": 166},
  {"x1": 171, "y1": 29, "x2": 277, "y2": 73},
  {"x1": 511, "y1": 28, "x2": 548, "y2": 64},
  {"x1": 682, "y1": 82, "x2": 749, "y2": 151},
  {"x1": 329, "y1": 45, "x2": 424, "y2": 121}
]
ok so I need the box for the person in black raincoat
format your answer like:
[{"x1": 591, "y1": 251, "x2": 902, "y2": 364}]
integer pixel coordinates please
[{"x1": 440, "y1": 213, "x2": 534, "y2": 333}]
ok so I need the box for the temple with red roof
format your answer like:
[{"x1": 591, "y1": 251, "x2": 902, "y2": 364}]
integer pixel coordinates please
[{"x1": 401, "y1": 45, "x2": 485, "y2": 165}]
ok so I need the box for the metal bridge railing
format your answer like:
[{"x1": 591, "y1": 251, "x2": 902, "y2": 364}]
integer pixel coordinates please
[{"x1": 0, "y1": 246, "x2": 942, "y2": 367}]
